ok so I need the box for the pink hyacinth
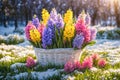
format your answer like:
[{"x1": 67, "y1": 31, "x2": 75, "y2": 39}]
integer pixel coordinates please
[
  {"x1": 98, "y1": 58, "x2": 106, "y2": 68},
  {"x1": 75, "y1": 23, "x2": 86, "y2": 35},
  {"x1": 25, "y1": 22, "x2": 36, "y2": 40},
  {"x1": 26, "y1": 56, "x2": 36, "y2": 68},
  {"x1": 74, "y1": 61, "x2": 83, "y2": 70},
  {"x1": 64, "y1": 61, "x2": 75, "y2": 73},
  {"x1": 37, "y1": 23, "x2": 45, "y2": 36},
  {"x1": 83, "y1": 28, "x2": 91, "y2": 42},
  {"x1": 75, "y1": 16, "x2": 91, "y2": 42},
  {"x1": 91, "y1": 53, "x2": 99, "y2": 61},
  {"x1": 82, "y1": 56, "x2": 93, "y2": 69}
]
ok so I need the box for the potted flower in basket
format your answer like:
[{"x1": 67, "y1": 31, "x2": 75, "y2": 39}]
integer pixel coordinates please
[{"x1": 25, "y1": 8, "x2": 97, "y2": 66}]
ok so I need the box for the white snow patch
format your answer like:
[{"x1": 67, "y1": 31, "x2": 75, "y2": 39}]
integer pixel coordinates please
[
  {"x1": 0, "y1": 26, "x2": 15, "y2": 35},
  {"x1": 12, "y1": 72, "x2": 28, "y2": 80},
  {"x1": 12, "y1": 69, "x2": 62, "y2": 80},
  {"x1": 10, "y1": 63, "x2": 26, "y2": 70},
  {"x1": 0, "y1": 56, "x2": 15, "y2": 62},
  {"x1": 90, "y1": 67, "x2": 99, "y2": 72}
]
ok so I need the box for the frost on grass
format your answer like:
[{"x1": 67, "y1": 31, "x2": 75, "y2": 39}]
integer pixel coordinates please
[
  {"x1": 12, "y1": 72, "x2": 28, "y2": 80},
  {"x1": 90, "y1": 67, "x2": 100, "y2": 72},
  {"x1": 0, "y1": 56, "x2": 15, "y2": 62},
  {"x1": 87, "y1": 39, "x2": 120, "y2": 65},
  {"x1": 11, "y1": 69, "x2": 62, "y2": 80},
  {"x1": 10, "y1": 63, "x2": 26, "y2": 71}
]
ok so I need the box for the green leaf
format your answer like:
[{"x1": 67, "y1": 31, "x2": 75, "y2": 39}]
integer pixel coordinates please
[
  {"x1": 87, "y1": 40, "x2": 96, "y2": 46},
  {"x1": 82, "y1": 40, "x2": 96, "y2": 49}
]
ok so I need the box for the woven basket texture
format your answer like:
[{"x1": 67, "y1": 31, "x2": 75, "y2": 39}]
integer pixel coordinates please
[{"x1": 34, "y1": 48, "x2": 83, "y2": 65}]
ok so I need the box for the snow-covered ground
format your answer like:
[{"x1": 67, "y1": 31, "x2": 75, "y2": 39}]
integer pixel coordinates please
[{"x1": 0, "y1": 26, "x2": 120, "y2": 79}]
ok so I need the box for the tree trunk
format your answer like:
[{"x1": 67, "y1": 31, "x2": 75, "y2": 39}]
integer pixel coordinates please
[
  {"x1": 116, "y1": 15, "x2": 120, "y2": 27},
  {"x1": 3, "y1": 15, "x2": 7, "y2": 27},
  {"x1": 14, "y1": 14, "x2": 18, "y2": 30},
  {"x1": 25, "y1": 7, "x2": 28, "y2": 25},
  {"x1": 92, "y1": 11, "x2": 97, "y2": 25}
]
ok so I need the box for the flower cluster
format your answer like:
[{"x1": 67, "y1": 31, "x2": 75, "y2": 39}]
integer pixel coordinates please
[
  {"x1": 29, "y1": 29, "x2": 41, "y2": 43},
  {"x1": 42, "y1": 27, "x2": 53, "y2": 48},
  {"x1": 64, "y1": 53, "x2": 107, "y2": 73},
  {"x1": 63, "y1": 23, "x2": 75, "y2": 42},
  {"x1": 64, "y1": 9, "x2": 73, "y2": 24},
  {"x1": 25, "y1": 8, "x2": 97, "y2": 49},
  {"x1": 26, "y1": 56, "x2": 36, "y2": 68},
  {"x1": 42, "y1": 9, "x2": 50, "y2": 26}
]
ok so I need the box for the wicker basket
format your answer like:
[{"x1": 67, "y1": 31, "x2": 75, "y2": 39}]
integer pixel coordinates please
[{"x1": 34, "y1": 48, "x2": 84, "y2": 66}]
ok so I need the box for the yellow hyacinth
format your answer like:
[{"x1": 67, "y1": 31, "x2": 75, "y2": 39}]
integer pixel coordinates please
[
  {"x1": 30, "y1": 29, "x2": 41, "y2": 43},
  {"x1": 63, "y1": 23, "x2": 75, "y2": 42},
  {"x1": 64, "y1": 9, "x2": 73, "y2": 24},
  {"x1": 42, "y1": 9, "x2": 50, "y2": 26}
]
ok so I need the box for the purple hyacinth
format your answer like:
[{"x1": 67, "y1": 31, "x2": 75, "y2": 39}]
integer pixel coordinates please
[
  {"x1": 42, "y1": 27, "x2": 53, "y2": 49},
  {"x1": 90, "y1": 28, "x2": 97, "y2": 41},
  {"x1": 47, "y1": 18, "x2": 55, "y2": 38},
  {"x1": 56, "y1": 14, "x2": 64, "y2": 29},
  {"x1": 50, "y1": 8, "x2": 58, "y2": 21},
  {"x1": 73, "y1": 35, "x2": 85, "y2": 49},
  {"x1": 32, "y1": 17, "x2": 40, "y2": 28},
  {"x1": 85, "y1": 13, "x2": 91, "y2": 26}
]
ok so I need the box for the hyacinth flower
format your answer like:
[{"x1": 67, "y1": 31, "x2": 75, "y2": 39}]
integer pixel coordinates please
[
  {"x1": 64, "y1": 61, "x2": 75, "y2": 73},
  {"x1": 29, "y1": 29, "x2": 41, "y2": 47},
  {"x1": 46, "y1": 9, "x2": 58, "y2": 38},
  {"x1": 47, "y1": 18, "x2": 56, "y2": 38},
  {"x1": 75, "y1": 12, "x2": 91, "y2": 42},
  {"x1": 50, "y1": 8, "x2": 58, "y2": 21},
  {"x1": 63, "y1": 23, "x2": 75, "y2": 43},
  {"x1": 91, "y1": 53, "x2": 99, "y2": 61},
  {"x1": 73, "y1": 61, "x2": 83, "y2": 70},
  {"x1": 64, "y1": 9, "x2": 73, "y2": 24},
  {"x1": 56, "y1": 14, "x2": 64, "y2": 30},
  {"x1": 32, "y1": 15, "x2": 40, "y2": 28},
  {"x1": 78, "y1": 10, "x2": 86, "y2": 22},
  {"x1": 37, "y1": 23, "x2": 45, "y2": 36},
  {"x1": 26, "y1": 56, "x2": 36, "y2": 68},
  {"x1": 85, "y1": 13, "x2": 91, "y2": 26},
  {"x1": 42, "y1": 9, "x2": 50, "y2": 26},
  {"x1": 73, "y1": 34, "x2": 84, "y2": 49},
  {"x1": 25, "y1": 21, "x2": 36, "y2": 40},
  {"x1": 90, "y1": 28, "x2": 97, "y2": 41},
  {"x1": 98, "y1": 58, "x2": 106, "y2": 68},
  {"x1": 82, "y1": 56, "x2": 93, "y2": 69},
  {"x1": 83, "y1": 28, "x2": 91, "y2": 42},
  {"x1": 42, "y1": 27, "x2": 53, "y2": 48},
  {"x1": 91, "y1": 53, "x2": 100, "y2": 66}
]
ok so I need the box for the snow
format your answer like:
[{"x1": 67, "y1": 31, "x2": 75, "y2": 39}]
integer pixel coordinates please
[
  {"x1": 0, "y1": 26, "x2": 120, "y2": 79},
  {"x1": 0, "y1": 26, "x2": 15, "y2": 35},
  {"x1": 11, "y1": 69, "x2": 63, "y2": 80},
  {"x1": 90, "y1": 67, "x2": 99, "y2": 72},
  {"x1": 0, "y1": 26, "x2": 25, "y2": 35},
  {"x1": 0, "y1": 56, "x2": 15, "y2": 62},
  {"x1": 107, "y1": 69, "x2": 120, "y2": 74},
  {"x1": 87, "y1": 39, "x2": 120, "y2": 65},
  {"x1": 10, "y1": 63, "x2": 26, "y2": 70},
  {"x1": 87, "y1": 39, "x2": 120, "y2": 51},
  {"x1": 12, "y1": 72, "x2": 28, "y2": 80}
]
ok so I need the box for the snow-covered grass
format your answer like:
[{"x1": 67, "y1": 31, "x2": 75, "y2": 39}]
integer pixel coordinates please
[
  {"x1": 0, "y1": 34, "x2": 24, "y2": 45},
  {"x1": 0, "y1": 26, "x2": 120, "y2": 79},
  {"x1": 0, "y1": 25, "x2": 25, "y2": 35},
  {"x1": 97, "y1": 27, "x2": 120, "y2": 39},
  {"x1": 0, "y1": 42, "x2": 120, "y2": 79}
]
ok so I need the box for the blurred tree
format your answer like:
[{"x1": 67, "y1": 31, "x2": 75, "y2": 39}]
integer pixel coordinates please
[
  {"x1": 0, "y1": 0, "x2": 120, "y2": 27},
  {"x1": 114, "y1": 0, "x2": 120, "y2": 27}
]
